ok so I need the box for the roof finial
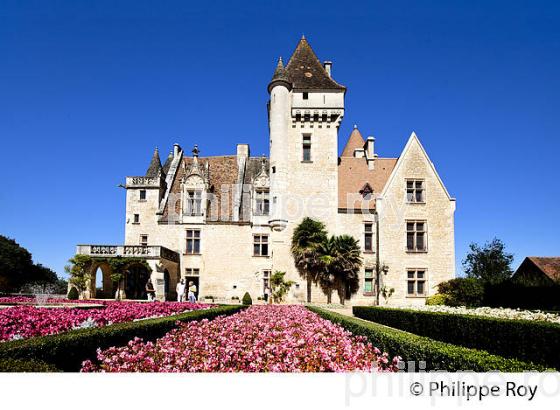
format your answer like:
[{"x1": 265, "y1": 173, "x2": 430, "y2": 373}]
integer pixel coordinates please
[
  {"x1": 192, "y1": 144, "x2": 199, "y2": 158},
  {"x1": 353, "y1": 124, "x2": 358, "y2": 129},
  {"x1": 301, "y1": 34, "x2": 306, "y2": 40}
]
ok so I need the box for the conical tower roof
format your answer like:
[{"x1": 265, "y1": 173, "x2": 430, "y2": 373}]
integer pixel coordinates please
[
  {"x1": 146, "y1": 147, "x2": 163, "y2": 177},
  {"x1": 267, "y1": 56, "x2": 291, "y2": 93},
  {"x1": 284, "y1": 36, "x2": 345, "y2": 91},
  {"x1": 341, "y1": 126, "x2": 366, "y2": 157}
]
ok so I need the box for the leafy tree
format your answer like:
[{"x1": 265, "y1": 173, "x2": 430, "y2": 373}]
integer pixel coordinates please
[
  {"x1": 65, "y1": 254, "x2": 93, "y2": 295},
  {"x1": 53, "y1": 277, "x2": 69, "y2": 295},
  {"x1": 270, "y1": 271, "x2": 294, "y2": 303},
  {"x1": 291, "y1": 218, "x2": 328, "y2": 303},
  {"x1": 318, "y1": 235, "x2": 362, "y2": 305},
  {"x1": 0, "y1": 235, "x2": 59, "y2": 291},
  {"x1": 437, "y1": 278, "x2": 485, "y2": 307},
  {"x1": 462, "y1": 238, "x2": 514, "y2": 285}
]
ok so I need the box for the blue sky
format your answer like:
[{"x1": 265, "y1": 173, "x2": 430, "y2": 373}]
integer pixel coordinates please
[{"x1": 0, "y1": 0, "x2": 559, "y2": 278}]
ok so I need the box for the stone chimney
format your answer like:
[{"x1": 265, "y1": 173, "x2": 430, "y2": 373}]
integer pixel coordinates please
[
  {"x1": 237, "y1": 143, "x2": 250, "y2": 159},
  {"x1": 173, "y1": 143, "x2": 181, "y2": 158},
  {"x1": 365, "y1": 136, "x2": 377, "y2": 170},
  {"x1": 323, "y1": 61, "x2": 332, "y2": 77}
]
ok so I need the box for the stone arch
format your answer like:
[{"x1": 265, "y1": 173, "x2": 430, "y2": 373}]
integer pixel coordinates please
[{"x1": 89, "y1": 261, "x2": 113, "y2": 299}]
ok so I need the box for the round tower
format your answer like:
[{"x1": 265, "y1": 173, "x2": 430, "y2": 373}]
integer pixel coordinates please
[{"x1": 268, "y1": 57, "x2": 292, "y2": 230}]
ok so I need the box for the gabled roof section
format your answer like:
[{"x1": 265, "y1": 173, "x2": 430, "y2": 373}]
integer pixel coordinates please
[
  {"x1": 284, "y1": 36, "x2": 346, "y2": 91},
  {"x1": 146, "y1": 148, "x2": 163, "y2": 177},
  {"x1": 341, "y1": 126, "x2": 366, "y2": 157},
  {"x1": 338, "y1": 157, "x2": 398, "y2": 209},
  {"x1": 380, "y1": 132, "x2": 454, "y2": 201},
  {"x1": 160, "y1": 156, "x2": 240, "y2": 222},
  {"x1": 527, "y1": 257, "x2": 560, "y2": 282}
]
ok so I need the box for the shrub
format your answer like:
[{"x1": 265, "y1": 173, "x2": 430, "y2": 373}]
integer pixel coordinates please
[
  {"x1": 484, "y1": 282, "x2": 560, "y2": 311},
  {"x1": 0, "y1": 305, "x2": 244, "y2": 372},
  {"x1": 0, "y1": 358, "x2": 59, "y2": 372},
  {"x1": 437, "y1": 278, "x2": 484, "y2": 306},
  {"x1": 307, "y1": 306, "x2": 546, "y2": 372},
  {"x1": 425, "y1": 294, "x2": 447, "y2": 305},
  {"x1": 353, "y1": 306, "x2": 560, "y2": 370},
  {"x1": 242, "y1": 292, "x2": 252, "y2": 305},
  {"x1": 67, "y1": 287, "x2": 79, "y2": 300}
]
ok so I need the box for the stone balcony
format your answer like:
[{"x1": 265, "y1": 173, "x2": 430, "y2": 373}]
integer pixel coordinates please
[
  {"x1": 76, "y1": 244, "x2": 180, "y2": 263},
  {"x1": 125, "y1": 176, "x2": 162, "y2": 188}
]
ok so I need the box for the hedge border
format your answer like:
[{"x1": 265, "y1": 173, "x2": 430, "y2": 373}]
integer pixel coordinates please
[
  {"x1": 352, "y1": 306, "x2": 560, "y2": 370},
  {"x1": 0, "y1": 305, "x2": 245, "y2": 372},
  {"x1": 0, "y1": 358, "x2": 59, "y2": 372},
  {"x1": 307, "y1": 306, "x2": 548, "y2": 372}
]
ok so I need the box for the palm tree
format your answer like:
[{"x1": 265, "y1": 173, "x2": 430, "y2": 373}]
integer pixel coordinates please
[
  {"x1": 291, "y1": 218, "x2": 328, "y2": 303},
  {"x1": 318, "y1": 235, "x2": 362, "y2": 305},
  {"x1": 317, "y1": 236, "x2": 337, "y2": 304},
  {"x1": 333, "y1": 235, "x2": 362, "y2": 304}
]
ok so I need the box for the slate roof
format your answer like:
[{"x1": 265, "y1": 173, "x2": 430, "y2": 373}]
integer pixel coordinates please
[
  {"x1": 162, "y1": 152, "x2": 173, "y2": 175},
  {"x1": 283, "y1": 36, "x2": 346, "y2": 91},
  {"x1": 161, "y1": 156, "x2": 240, "y2": 222},
  {"x1": 146, "y1": 148, "x2": 163, "y2": 177}
]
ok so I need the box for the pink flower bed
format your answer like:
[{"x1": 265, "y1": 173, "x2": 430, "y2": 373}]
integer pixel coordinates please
[
  {"x1": 82, "y1": 305, "x2": 400, "y2": 372},
  {"x1": 0, "y1": 301, "x2": 211, "y2": 341},
  {"x1": 0, "y1": 296, "x2": 94, "y2": 305}
]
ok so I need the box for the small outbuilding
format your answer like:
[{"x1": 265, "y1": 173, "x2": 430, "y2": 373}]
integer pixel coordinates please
[{"x1": 512, "y1": 257, "x2": 560, "y2": 286}]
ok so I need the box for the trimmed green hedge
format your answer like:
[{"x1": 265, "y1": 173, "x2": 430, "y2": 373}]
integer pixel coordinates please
[
  {"x1": 352, "y1": 306, "x2": 560, "y2": 370},
  {"x1": 307, "y1": 306, "x2": 547, "y2": 372},
  {"x1": 0, "y1": 305, "x2": 244, "y2": 372},
  {"x1": 0, "y1": 359, "x2": 59, "y2": 372}
]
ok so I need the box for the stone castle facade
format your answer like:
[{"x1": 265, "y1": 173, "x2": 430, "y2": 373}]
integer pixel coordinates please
[{"x1": 77, "y1": 37, "x2": 456, "y2": 305}]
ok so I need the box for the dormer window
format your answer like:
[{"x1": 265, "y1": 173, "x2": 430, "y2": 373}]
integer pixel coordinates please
[
  {"x1": 186, "y1": 190, "x2": 203, "y2": 216},
  {"x1": 255, "y1": 189, "x2": 270, "y2": 216},
  {"x1": 359, "y1": 183, "x2": 374, "y2": 200}
]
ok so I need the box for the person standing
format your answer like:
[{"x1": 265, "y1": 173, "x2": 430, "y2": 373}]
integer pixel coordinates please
[
  {"x1": 264, "y1": 286, "x2": 271, "y2": 304},
  {"x1": 187, "y1": 281, "x2": 197, "y2": 303},
  {"x1": 145, "y1": 279, "x2": 156, "y2": 301},
  {"x1": 176, "y1": 278, "x2": 186, "y2": 302}
]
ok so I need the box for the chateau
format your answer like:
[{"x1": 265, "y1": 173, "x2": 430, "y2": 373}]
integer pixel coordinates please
[{"x1": 77, "y1": 37, "x2": 456, "y2": 305}]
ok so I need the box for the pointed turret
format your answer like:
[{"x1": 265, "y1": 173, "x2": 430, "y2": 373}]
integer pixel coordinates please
[
  {"x1": 162, "y1": 151, "x2": 173, "y2": 175},
  {"x1": 341, "y1": 126, "x2": 366, "y2": 157},
  {"x1": 267, "y1": 57, "x2": 292, "y2": 93},
  {"x1": 146, "y1": 147, "x2": 163, "y2": 177},
  {"x1": 283, "y1": 36, "x2": 345, "y2": 91}
]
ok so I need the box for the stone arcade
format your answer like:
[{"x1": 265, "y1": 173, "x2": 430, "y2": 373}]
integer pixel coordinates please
[{"x1": 77, "y1": 37, "x2": 456, "y2": 304}]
